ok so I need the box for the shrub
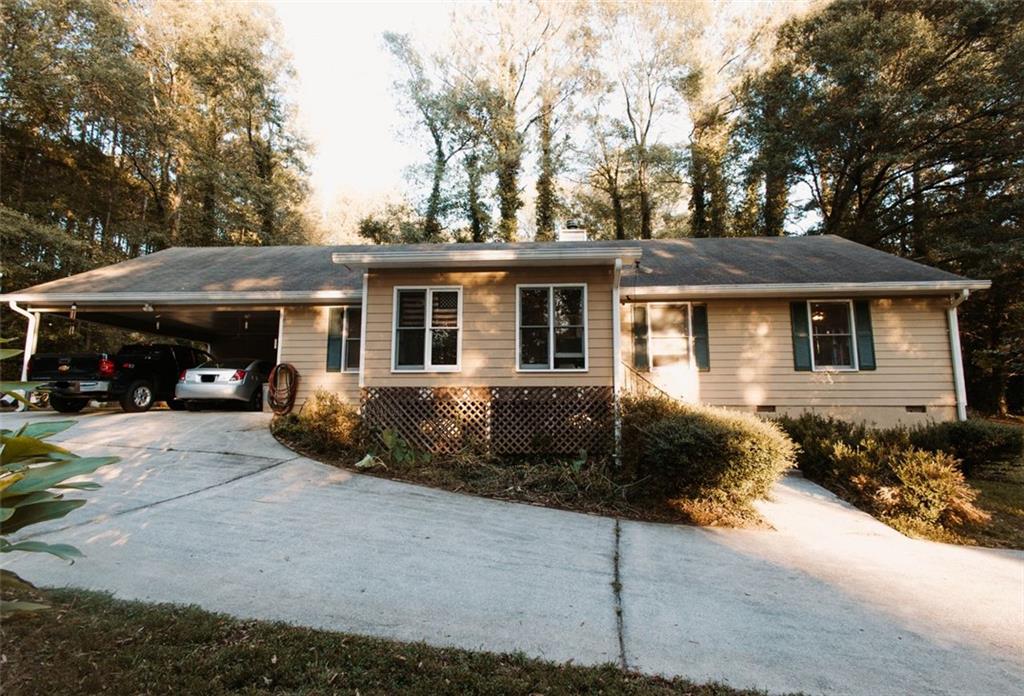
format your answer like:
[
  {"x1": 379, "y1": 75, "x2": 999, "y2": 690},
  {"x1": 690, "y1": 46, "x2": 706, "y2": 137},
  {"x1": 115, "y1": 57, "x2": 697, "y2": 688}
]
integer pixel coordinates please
[
  {"x1": 621, "y1": 395, "x2": 796, "y2": 507},
  {"x1": 780, "y1": 412, "x2": 991, "y2": 531},
  {"x1": 908, "y1": 419, "x2": 1024, "y2": 477},
  {"x1": 271, "y1": 389, "x2": 364, "y2": 455},
  {"x1": 825, "y1": 439, "x2": 989, "y2": 529},
  {"x1": 776, "y1": 413, "x2": 869, "y2": 479}
]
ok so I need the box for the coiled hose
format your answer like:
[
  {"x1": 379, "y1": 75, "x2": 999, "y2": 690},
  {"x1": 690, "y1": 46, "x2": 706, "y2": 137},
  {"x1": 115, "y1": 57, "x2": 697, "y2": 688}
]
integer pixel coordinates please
[{"x1": 267, "y1": 363, "x2": 299, "y2": 415}]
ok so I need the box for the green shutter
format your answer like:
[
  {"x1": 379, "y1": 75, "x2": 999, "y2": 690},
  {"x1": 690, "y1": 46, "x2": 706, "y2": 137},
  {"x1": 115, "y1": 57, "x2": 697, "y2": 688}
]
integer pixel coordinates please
[
  {"x1": 853, "y1": 300, "x2": 876, "y2": 370},
  {"x1": 790, "y1": 302, "x2": 812, "y2": 371},
  {"x1": 632, "y1": 304, "x2": 649, "y2": 371},
  {"x1": 692, "y1": 304, "x2": 710, "y2": 371}
]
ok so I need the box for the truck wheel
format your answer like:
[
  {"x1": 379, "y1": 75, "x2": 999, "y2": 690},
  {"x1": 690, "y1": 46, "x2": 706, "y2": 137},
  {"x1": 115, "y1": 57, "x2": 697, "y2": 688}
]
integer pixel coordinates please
[
  {"x1": 50, "y1": 395, "x2": 87, "y2": 413},
  {"x1": 121, "y1": 380, "x2": 155, "y2": 413},
  {"x1": 166, "y1": 399, "x2": 186, "y2": 411}
]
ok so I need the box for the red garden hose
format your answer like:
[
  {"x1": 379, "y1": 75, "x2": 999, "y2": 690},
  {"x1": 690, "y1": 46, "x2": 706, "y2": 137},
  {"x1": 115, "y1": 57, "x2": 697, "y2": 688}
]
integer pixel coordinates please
[{"x1": 267, "y1": 363, "x2": 299, "y2": 415}]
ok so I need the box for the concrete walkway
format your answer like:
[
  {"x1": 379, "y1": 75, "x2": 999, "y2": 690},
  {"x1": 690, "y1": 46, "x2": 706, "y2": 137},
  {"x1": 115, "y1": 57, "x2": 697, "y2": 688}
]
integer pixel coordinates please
[{"x1": 2, "y1": 409, "x2": 1021, "y2": 696}]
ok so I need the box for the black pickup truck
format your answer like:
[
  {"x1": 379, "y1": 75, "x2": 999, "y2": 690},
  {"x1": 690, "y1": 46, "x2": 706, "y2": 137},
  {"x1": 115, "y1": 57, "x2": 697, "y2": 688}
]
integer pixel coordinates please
[{"x1": 28, "y1": 344, "x2": 213, "y2": 413}]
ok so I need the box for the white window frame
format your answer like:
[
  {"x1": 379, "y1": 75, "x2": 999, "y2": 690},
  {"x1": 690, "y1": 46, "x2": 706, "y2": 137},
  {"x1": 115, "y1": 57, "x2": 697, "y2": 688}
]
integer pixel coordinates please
[
  {"x1": 645, "y1": 302, "x2": 696, "y2": 373},
  {"x1": 391, "y1": 286, "x2": 463, "y2": 373},
  {"x1": 326, "y1": 305, "x2": 361, "y2": 373},
  {"x1": 515, "y1": 283, "x2": 589, "y2": 373},
  {"x1": 807, "y1": 299, "x2": 859, "y2": 372}
]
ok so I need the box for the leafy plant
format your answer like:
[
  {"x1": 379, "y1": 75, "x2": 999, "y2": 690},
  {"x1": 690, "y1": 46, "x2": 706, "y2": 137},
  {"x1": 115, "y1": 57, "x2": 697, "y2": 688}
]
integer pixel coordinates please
[
  {"x1": 0, "y1": 337, "x2": 43, "y2": 409},
  {"x1": 0, "y1": 341, "x2": 117, "y2": 615},
  {"x1": 379, "y1": 429, "x2": 431, "y2": 467}
]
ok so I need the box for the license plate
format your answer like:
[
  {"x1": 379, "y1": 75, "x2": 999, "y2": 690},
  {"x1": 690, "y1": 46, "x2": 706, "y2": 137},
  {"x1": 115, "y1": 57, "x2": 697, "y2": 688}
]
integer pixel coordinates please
[{"x1": 201, "y1": 375, "x2": 216, "y2": 383}]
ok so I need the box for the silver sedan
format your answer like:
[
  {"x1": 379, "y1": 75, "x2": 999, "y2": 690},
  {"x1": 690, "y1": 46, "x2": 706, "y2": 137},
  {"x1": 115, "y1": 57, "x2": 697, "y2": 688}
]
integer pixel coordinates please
[{"x1": 175, "y1": 359, "x2": 273, "y2": 411}]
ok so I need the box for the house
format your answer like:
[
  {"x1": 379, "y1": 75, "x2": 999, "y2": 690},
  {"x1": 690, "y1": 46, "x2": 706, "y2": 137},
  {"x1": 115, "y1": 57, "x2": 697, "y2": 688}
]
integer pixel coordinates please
[{"x1": 3, "y1": 235, "x2": 989, "y2": 453}]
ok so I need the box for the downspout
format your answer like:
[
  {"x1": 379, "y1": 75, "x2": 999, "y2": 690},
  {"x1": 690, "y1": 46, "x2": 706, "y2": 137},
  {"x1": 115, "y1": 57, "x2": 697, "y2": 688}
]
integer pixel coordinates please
[
  {"x1": 8, "y1": 301, "x2": 38, "y2": 381},
  {"x1": 947, "y1": 289, "x2": 969, "y2": 421},
  {"x1": 358, "y1": 272, "x2": 368, "y2": 392},
  {"x1": 8, "y1": 301, "x2": 39, "y2": 411},
  {"x1": 611, "y1": 259, "x2": 623, "y2": 460}
]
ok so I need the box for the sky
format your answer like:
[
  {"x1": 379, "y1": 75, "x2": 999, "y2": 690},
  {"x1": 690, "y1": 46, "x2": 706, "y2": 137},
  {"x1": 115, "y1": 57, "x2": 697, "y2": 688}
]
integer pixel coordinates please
[{"x1": 271, "y1": 1, "x2": 458, "y2": 211}]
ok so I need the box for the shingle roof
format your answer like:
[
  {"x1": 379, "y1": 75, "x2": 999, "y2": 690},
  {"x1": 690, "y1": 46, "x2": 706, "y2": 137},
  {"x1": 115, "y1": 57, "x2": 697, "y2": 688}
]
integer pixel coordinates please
[
  {"x1": 623, "y1": 235, "x2": 967, "y2": 288},
  {"x1": 5, "y1": 235, "x2": 982, "y2": 301}
]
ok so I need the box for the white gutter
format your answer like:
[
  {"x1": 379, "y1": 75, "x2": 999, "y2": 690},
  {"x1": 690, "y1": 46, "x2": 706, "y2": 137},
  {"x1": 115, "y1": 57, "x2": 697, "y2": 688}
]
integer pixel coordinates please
[
  {"x1": 0, "y1": 289, "x2": 363, "y2": 306},
  {"x1": 625, "y1": 279, "x2": 992, "y2": 300},
  {"x1": 947, "y1": 289, "x2": 970, "y2": 421},
  {"x1": 611, "y1": 259, "x2": 623, "y2": 461},
  {"x1": 332, "y1": 245, "x2": 643, "y2": 269},
  {"x1": 358, "y1": 272, "x2": 368, "y2": 390},
  {"x1": 8, "y1": 302, "x2": 39, "y2": 405}
]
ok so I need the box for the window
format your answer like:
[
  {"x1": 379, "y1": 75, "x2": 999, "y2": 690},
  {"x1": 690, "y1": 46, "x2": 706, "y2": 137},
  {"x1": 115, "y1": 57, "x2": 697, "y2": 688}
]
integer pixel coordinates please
[
  {"x1": 647, "y1": 304, "x2": 691, "y2": 369},
  {"x1": 327, "y1": 306, "x2": 362, "y2": 372},
  {"x1": 393, "y1": 287, "x2": 461, "y2": 371},
  {"x1": 808, "y1": 300, "x2": 857, "y2": 370},
  {"x1": 517, "y1": 284, "x2": 587, "y2": 371}
]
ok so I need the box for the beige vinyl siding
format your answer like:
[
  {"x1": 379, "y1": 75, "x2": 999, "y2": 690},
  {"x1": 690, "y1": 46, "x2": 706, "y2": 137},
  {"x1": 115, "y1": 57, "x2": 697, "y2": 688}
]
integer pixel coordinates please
[
  {"x1": 622, "y1": 297, "x2": 957, "y2": 425},
  {"x1": 364, "y1": 267, "x2": 614, "y2": 387},
  {"x1": 279, "y1": 305, "x2": 360, "y2": 405}
]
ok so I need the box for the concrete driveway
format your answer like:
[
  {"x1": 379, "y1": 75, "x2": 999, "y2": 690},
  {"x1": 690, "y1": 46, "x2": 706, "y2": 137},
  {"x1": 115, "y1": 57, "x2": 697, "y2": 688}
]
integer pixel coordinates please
[{"x1": 3, "y1": 409, "x2": 1021, "y2": 696}]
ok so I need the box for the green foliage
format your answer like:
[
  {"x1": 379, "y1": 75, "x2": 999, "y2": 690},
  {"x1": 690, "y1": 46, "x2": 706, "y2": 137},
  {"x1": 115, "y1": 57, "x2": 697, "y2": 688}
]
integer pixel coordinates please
[
  {"x1": 738, "y1": 0, "x2": 1024, "y2": 412},
  {"x1": 620, "y1": 395, "x2": 796, "y2": 507},
  {"x1": 0, "y1": 0, "x2": 314, "y2": 293},
  {"x1": 823, "y1": 439, "x2": 988, "y2": 531},
  {"x1": 908, "y1": 419, "x2": 1024, "y2": 477},
  {"x1": 270, "y1": 389, "x2": 365, "y2": 455},
  {"x1": 0, "y1": 418, "x2": 117, "y2": 615},
  {"x1": 778, "y1": 413, "x2": 995, "y2": 533},
  {"x1": 778, "y1": 413, "x2": 1024, "y2": 479},
  {"x1": 378, "y1": 429, "x2": 432, "y2": 467}
]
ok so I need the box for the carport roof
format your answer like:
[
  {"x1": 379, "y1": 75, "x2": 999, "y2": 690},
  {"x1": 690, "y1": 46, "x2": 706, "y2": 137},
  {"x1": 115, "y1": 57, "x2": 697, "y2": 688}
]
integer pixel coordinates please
[{"x1": 1, "y1": 236, "x2": 988, "y2": 306}]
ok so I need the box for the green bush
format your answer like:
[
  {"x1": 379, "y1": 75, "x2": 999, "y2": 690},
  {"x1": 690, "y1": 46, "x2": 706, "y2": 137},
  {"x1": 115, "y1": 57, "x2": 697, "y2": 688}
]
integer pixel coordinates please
[
  {"x1": 908, "y1": 419, "x2": 1024, "y2": 477},
  {"x1": 824, "y1": 439, "x2": 988, "y2": 529},
  {"x1": 621, "y1": 395, "x2": 796, "y2": 506},
  {"x1": 271, "y1": 389, "x2": 365, "y2": 455},
  {"x1": 778, "y1": 412, "x2": 993, "y2": 531},
  {"x1": 779, "y1": 412, "x2": 1024, "y2": 478}
]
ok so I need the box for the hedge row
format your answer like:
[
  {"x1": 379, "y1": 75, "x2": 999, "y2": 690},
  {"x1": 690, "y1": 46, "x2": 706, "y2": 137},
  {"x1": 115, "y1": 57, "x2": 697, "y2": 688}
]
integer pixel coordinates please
[{"x1": 776, "y1": 413, "x2": 1023, "y2": 531}]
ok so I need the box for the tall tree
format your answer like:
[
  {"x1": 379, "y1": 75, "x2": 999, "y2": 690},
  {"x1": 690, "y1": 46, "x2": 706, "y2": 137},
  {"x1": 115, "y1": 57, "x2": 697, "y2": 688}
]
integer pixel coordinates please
[
  {"x1": 384, "y1": 32, "x2": 474, "y2": 241},
  {"x1": 597, "y1": 1, "x2": 707, "y2": 239},
  {"x1": 739, "y1": 0, "x2": 1024, "y2": 411}
]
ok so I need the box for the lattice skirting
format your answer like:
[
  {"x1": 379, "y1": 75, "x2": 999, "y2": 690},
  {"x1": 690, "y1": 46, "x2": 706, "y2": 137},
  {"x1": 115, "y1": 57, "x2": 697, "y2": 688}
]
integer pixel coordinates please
[{"x1": 361, "y1": 386, "x2": 615, "y2": 455}]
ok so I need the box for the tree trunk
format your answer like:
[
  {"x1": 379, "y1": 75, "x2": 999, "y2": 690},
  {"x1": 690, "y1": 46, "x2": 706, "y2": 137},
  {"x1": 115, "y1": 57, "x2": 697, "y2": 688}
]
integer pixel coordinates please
[
  {"x1": 424, "y1": 142, "x2": 445, "y2": 241},
  {"x1": 534, "y1": 106, "x2": 556, "y2": 241},
  {"x1": 689, "y1": 150, "x2": 707, "y2": 238},
  {"x1": 910, "y1": 164, "x2": 926, "y2": 257},
  {"x1": 763, "y1": 166, "x2": 788, "y2": 236},
  {"x1": 611, "y1": 188, "x2": 626, "y2": 240},
  {"x1": 465, "y1": 154, "x2": 486, "y2": 243}
]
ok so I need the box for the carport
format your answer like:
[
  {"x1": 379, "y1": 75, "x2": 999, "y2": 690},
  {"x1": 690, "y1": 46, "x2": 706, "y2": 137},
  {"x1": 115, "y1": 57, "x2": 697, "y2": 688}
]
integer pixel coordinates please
[{"x1": 2, "y1": 246, "x2": 363, "y2": 380}]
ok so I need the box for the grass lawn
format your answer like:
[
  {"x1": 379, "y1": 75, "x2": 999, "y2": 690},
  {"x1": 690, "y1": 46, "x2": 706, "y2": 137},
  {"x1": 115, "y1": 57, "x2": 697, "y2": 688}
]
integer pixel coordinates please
[
  {"x1": 961, "y1": 476, "x2": 1024, "y2": 549},
  {"x1": 1, "y1": 589, "x2": 778, "y2": 696}
]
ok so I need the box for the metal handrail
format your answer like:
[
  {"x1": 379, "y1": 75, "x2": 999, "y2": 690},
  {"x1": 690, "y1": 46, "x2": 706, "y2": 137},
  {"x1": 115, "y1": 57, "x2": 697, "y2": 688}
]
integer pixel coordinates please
[{"x1": 620, "y1": 362, "x2": 676, "y2": 401}]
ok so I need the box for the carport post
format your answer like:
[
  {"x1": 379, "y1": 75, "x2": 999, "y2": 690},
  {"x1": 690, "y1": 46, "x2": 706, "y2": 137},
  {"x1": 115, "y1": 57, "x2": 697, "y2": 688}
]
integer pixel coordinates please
[
  {"x1": 275, "y1": 308, "x2": 284, "y2": 364},
  {"x1": 8, "y1": 301, "x2": 39, "y2": 382}
]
